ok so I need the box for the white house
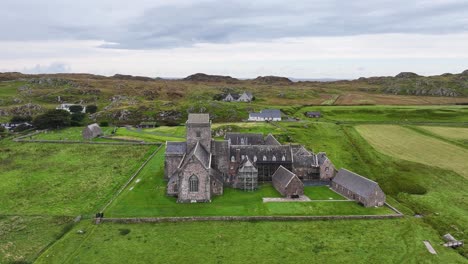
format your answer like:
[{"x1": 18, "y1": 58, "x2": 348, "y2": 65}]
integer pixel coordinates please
[
  {"x1": 56, "y1": 104, "x2": 86, "y2": 113},
  {"x1": 248, "y1": 109, "x2": 282, "y2": 121}
]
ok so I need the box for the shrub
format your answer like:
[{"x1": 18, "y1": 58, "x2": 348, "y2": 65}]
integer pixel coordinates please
[
  {"x1": 68, "y1": 105, "x2": 84, "y2": 113},
  {"x1": 119, "y1": 228, "x2": 131, "y2": 236},
  {"x1": 71, "y1": 113, "x2": 86, "y2": 126},
  {"x1": 10, "y1": 115, "x2": 32, "y2": 123},
  {"x1": 99, "y1": 121, "x2": 109, "y2": 127},
  {"x1": 86, "y1": 105, "x2": 98, "y2": 114},
  {"x1": 33, "y1": 109, "x2": 71, "y2": 129}
]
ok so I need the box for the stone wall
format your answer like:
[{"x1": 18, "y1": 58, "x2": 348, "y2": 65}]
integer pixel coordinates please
[{"x1": 177, "y1": 158, "x2": 211, "y2": 203}]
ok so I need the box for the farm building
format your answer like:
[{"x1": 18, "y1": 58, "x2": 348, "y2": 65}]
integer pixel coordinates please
[
  {"x1": 82, "y1": 123, "x2": 103, "y2": 140},
  {"x1": 248, "y1": 109, "x2": 281, "y2": 121},
  {"x1": 331, "y1": 169, "x2": 385, "y2": 207},
  {"x1": 271, "y1": 166, "x2": 304, "y2": 198},
  {"x1": 222, "y1": 91, "x2": 253, "y2": 102},
  {"x1": 305, "y1": 111, "x2": 321, "y2": 118}
]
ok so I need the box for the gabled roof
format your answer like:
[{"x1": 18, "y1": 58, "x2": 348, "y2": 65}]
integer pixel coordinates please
[
  {"x1": 226, "y1": 132, "x2": 264, "y2": 145},
  {"x1": 176, "y1": 141, "x2": 211, "y2": 171},
  {"x1": 187, "y1": 113, "x2": 210, "y2": 124},
  {"x1": 316, "y1": 152, "x2": 329, "y2": 165},
  {"x1": 292, "y1": 145, "x2": 312, "y2": 156},
  {"x1": 332, "y1": 169, "x2": 380, "y2": 198},
  {"x1": 265, "y1": 134, "x2": 281, "y2": 145},
  {"x1": 166, "y1": 141, "x2": 187, "y2": 155},
  {"x1": 249, "y1": 109, "x2": 281, "y2": 119},
  {"x1": 238, "y1": 156, "x2": 258, "y2": 172},
  {"x1": 272, "y1": 165, "x2": 301, "y2": 187}
]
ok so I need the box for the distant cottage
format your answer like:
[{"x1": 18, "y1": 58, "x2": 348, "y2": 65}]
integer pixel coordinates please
[
  {"x1": 223, "y1": 91, "x2": 253, "y2": 102},
  {"x1": 272, "y1": 166, "x2": 304, "y2": 198},
  {"x1": 82, "y1": 123, "x2": 103, "y2": 140},
  {"x1": 248, "y1": 109, "x2": 282, "y2": 121},
  {"x1": 331, "y1": 169, "x2": 386, "y2": 207},
  {"x1": 56, "y1": 103, "x2": 86, "y2": 113}
]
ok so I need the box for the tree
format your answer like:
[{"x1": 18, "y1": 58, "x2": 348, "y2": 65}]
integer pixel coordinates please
[
  {"x1": 68, "y1": 105, "x2": 83, "y2": 113},
  {"x1": 99, "y1": 121, "x2": 109, "y2": 127},
  {"x1": 71, "y1": 113, "x2": 86, "y2": 126},
  {"x1": 0, "y1": 126, "x2": 5, "y2": 133},
  {"x1": 85, "y1": 105, "x2": 98, "y2": 114},
  {"x1": 33, "y1": 109, "x2": 71, "y2": 129},
  {"x1": 10, "y1": 115, "x2": 32, "y2": 123}
]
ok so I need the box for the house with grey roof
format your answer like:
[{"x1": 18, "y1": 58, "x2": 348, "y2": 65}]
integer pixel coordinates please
[
  {"x1": 305, "y1": 111, "x2": 321, "y2": 118},
  {"x1": 222, "y1": 91, "x2": 253, "y2": 102},
  {"x1": 272, "y1": 166, "x2": 304, "y2": 197},
  {"x1": 82, "y1": 123, "x2": 102, "y2": 140},
  {"x1": 248, "y1": 109, "x2": 282, "y2": 121},
  {"x1": 331, "y1": 169, "x2": 385, "y2": 207}
]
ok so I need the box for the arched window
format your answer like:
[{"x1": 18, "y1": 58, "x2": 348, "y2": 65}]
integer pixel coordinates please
[
  {"x1": 263, "y1": 155, "x2": 267, "y2": 161},
  {"x1": 272, "y1": 155, "x2": 276, "y2": 161},
  {"x1": 253, "y1": 155, "x2": 257, "y2": 162},
  {"x1": 282, "y1": 155, "x2": 286, "y2": 161},
  {"x1": 189, "y1": 175, "x2": 199, "y2": 192},
  {"x1": 231, "y1": 156, "x2": 235, "y2": 162}
]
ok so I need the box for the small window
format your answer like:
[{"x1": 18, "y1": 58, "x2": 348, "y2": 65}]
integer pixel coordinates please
[
  {"x1": 196, "y1": 131, "x2": 201, "y2": 137},
  {"x1": 272, "y1": 155, "x2": 276, "y2": 161},
  {"x1": 325, "y1": 167, "x2": 329, "y2": 172},
  {"x1": 282, "y1": 155, "x2": 286, "y2": 161},
  {"x1": 263, "y1": 155, "x2": 267, "y2": 161},
  {"x1": 253, "y1": 155, "x2": 257, "y2": 162},
  {"x1": 241, "y1": 155, "x2": 245, "y2": 160},
  {"x1": 231, "y1": 156, "x2": 235, "y2": 162}
]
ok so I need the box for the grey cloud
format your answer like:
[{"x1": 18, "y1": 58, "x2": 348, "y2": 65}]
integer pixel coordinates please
[{"x1": 1, "y1": 0, "x2": 468, "y2": 49}]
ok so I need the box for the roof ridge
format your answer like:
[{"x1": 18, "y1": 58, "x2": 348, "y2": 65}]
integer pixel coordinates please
[{"x1": 340, "y1": 168, "x2": 379, "y2": 185}]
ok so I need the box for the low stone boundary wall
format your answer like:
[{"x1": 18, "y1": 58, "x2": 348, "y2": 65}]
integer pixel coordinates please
[{"x1": 97, "y1": 213, "x2": 403, "y2": 224}]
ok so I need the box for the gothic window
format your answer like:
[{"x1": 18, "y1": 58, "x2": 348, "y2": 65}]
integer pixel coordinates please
[
  {"x1": 196, "y1": 131, "x2": 201, "y2": 138},
  {"x1": 241, "y1": 155, "x2": 245, "y2": 160},
  {"x1": 263, "y1": 155, "x2": 267, "y2": 161},
  {"x1": 282, "y1": 155, "x2": 286, "y2": 161},
  {"x1": 189, "y1": 175, "x2": 199, "y2": 192},
  {"x1": 240, "y1": 138, "x2": 245, "y2": 145},
  {"x1": 325, "y1": 167, "x2": 329, "y2": 172},
  {"x1": 231, "y1": 156, "x2": 235, "y2": 162},
  {"x1": 253, "y1": 155, "x2": 257, "y2": 162},
  {"x1": 272, "y1": 155, "x2": 276, "y2": 161}
]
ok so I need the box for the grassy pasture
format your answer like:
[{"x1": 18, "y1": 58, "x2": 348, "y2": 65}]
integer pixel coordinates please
[
  {"x1": 36, "y1": 219, "x2": 466, "y2": 264},
  {"x1": 0, "y1": 141, "x2": 155, "y2": 216},
  {"x1": 289, "y1": 105, "x2": 468, "y2": 123},
  {"x1": 0, "y1": 215, "x2": 73, "y2": 264},
  {"x1": 417, "y1": 126, "x2": 468, "y2": 140},
  {"x1": 355, "y1": 125, "x2": 468, "y2": 179}
]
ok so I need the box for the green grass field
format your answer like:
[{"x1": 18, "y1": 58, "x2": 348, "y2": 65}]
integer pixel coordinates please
[
  {"x1": 355, "y1": 125, "x2": 468, "y2": 179},
  {"x1": 418, "y1": 126, "x2": 468, "y2": 141},
  {"x1": 36, "y1": 219, "x2": 465, "y2": 264}
]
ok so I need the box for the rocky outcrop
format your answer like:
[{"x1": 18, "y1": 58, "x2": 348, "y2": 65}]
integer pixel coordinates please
[
  {"x1": 183, "y1": 73, "x2": 239, "y2": 83},
  {"x1": 461, "y1": 70, "x2": 468, "y2": 76},
  {"x1": 395, "y1": 72, "x2": 421, "y2": 78},
  {"x1": 111, "y1": 74, "x2": 155, "y2": 82},
  {"x1": 383, "y1": 87, "x2": 459, "y2": 97},
  {"x1": 253, "y1": 76, "x2": 292, "y2": 84}
]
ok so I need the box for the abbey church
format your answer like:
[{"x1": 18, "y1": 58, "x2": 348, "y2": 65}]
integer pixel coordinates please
[{"x1": 165, "y1": 114, "x2": 335, "y2": 203}]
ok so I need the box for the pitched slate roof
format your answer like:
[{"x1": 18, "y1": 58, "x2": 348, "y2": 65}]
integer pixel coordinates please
[
  {"x1": 179, "y1": 141, "x2": 211, "y2": 169},
  {"x1": 306, "y1": 111, "x2": 321, "y2": 117},
  {"x1": 292, "y1": 145, "x2": 312, "y2": 156},
  {"x1": 230, "y1": 145, "x2": 292, "y2": 162},
  {"x1": 316, "y1": 152, "x2": 329, "y2": 165},
  {"x1": 272, "y1": 165, "x2": 300, "y2": 187},
  {"x1": 265, "y1": 134, "x2": 281, "y2": 145},
  {"x1": 238, "y1": 156, "x2": 258, "y2": 173},
  {"x1": 166, "y1": 141, "x2": 187, "y2": 155},
  {"x1": 226, "y1": 133, "x2": 264, "y2": 145},
  {"x1": 187, "y1": 113, "x2": 210, "y2": 124},
  {"x1": 249, "y1": 109, "x2": 281, "y2": 119},
  {"x1": 332, "y1": 169, "x2": 380, "y2": 198}
]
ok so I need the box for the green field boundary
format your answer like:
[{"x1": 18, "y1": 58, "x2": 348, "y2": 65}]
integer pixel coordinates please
[{"x1": 99, "y1": 145, "x2": 163, "y2": 214}]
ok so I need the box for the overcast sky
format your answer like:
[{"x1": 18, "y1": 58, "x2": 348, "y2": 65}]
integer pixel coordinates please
[{"x1": 1, "y1": 0, "x2": 468, "y2": 79}]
